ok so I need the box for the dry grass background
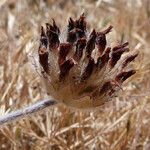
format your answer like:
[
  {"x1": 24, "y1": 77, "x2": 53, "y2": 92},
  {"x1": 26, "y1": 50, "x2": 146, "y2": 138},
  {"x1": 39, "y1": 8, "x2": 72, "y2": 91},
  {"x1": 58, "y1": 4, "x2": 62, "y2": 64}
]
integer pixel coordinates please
[{"x1": 0, "y1": 0, "x2": 150, "y2": 149}]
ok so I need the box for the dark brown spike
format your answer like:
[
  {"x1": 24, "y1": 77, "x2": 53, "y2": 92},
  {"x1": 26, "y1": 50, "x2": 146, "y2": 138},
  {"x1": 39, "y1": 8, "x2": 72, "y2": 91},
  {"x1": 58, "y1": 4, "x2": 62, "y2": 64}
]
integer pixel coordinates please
[
  {"x1": 112, "y1": 42, "x2": 129, "y2": 52},
  {"x1": 45, "y1": 26, "x2": 59, "y2": 51},
  {"x1": 67, "y1": 29, "x2": 77, "y2": 44},
  {"x1": 96, "y1": 47, "x2": 111, "y2": 69},
  {"x1": 68, "y1": 17, "x2": 75, "y2": 32},
  {"x1": 49, "y1": 31, "x2": 60, "y2": 51},
  {"x1": 96, "y1": 26, "x2": 112, "y2": 55},
  {"x1": 115, "y1": 70, "x2": 136, "y2": 83},
  {"x1": 40, "y1": 27, "x2": 48, "y2": 48},
  {"x1": 99, "y1": 81, "x2": 113, "y2": 95},
  {"x1": 76, "y1": 28, "x2": 85, "y2": 39},
  {"x1": 52, "y1": 19, "x2": 60, "y2": 34},
  {"x1": 45, "y1": 21, "x2": 60, "y2": 51},
  {"x1": 73, "y1": 38, "x2": 86, "y2": 62},
  {"x1": 58, "y1": 43, "x2": 72, "y2": 65},
  {"x1": 122, "y1": 53, "x2": 138, "y2": 69},
  {"x1": 38, "y1": 46, "x2": 49, "y2": 73},
  {"x1": 109, "y1": 47, "x2": 129, "y2": 68},
  {"x1": 86, "y1": 29, "x2": 96, "y2": 57},
  {"x1": 99, "y1": 25, "x2": 113, "y2": 35},
  {"x1": 76, "y1": 13, "x2": 86, "y2": 32},
  {"x1": 96, "y1": 34, "x2": 106, "y2": 55},
  {"x1": 59, "y1": 59, "x2": 74, "y2": 81},
  {"x1": 80, "y1": 58, "x2": 95, "y2": 81},
  {"x1": 41, "y1": 26, "x2": 46, "y2": 37}
]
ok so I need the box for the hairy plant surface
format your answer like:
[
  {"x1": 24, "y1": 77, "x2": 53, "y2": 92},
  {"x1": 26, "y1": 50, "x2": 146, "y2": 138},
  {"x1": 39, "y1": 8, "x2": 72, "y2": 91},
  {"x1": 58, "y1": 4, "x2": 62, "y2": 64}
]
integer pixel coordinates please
[{"x1": 38, "y1": 14, "x2": 137, "y2": 109}]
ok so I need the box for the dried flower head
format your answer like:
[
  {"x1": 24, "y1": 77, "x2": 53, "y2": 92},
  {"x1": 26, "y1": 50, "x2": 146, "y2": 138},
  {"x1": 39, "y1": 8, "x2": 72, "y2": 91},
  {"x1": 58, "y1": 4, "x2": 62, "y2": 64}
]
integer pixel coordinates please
[{"x1": 38, "y1": 14, "x2": 138, "y2": 109}]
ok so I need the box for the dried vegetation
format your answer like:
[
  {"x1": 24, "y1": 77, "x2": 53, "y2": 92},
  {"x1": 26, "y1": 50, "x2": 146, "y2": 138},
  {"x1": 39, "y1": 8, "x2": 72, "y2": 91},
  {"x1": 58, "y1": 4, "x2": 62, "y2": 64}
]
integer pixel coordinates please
[{"x1": 0, "y1": 0, "x2": 150, "y2": 149}]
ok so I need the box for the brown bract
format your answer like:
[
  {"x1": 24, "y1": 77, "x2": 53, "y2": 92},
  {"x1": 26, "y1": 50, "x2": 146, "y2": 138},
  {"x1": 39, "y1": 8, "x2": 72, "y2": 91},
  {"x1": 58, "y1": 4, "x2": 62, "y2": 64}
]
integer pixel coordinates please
[{"x1": 38, "y1": 14, "x2": 138, "y2": 109}]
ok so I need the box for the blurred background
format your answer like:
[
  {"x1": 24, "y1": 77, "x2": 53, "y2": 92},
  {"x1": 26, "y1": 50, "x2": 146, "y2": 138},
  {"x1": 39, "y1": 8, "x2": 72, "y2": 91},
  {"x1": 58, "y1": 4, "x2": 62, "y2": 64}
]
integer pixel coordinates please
[{"x1": 0, "y1": 0, "x2": 150, "y2": 149}]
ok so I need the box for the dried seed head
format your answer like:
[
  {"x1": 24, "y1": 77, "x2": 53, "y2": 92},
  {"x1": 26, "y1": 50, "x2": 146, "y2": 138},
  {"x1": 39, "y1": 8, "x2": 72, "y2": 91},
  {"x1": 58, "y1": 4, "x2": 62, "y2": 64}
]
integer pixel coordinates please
[{"x1": 37, "y1": 14, "x2": 138, "y2": 109}]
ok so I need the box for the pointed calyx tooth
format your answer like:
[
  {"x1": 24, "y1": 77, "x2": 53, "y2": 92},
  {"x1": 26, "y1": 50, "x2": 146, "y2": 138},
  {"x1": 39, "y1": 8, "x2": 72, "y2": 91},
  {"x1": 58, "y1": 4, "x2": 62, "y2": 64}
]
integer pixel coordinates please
[
  {"x1": 38, "y1": 26, "x2": 49, "y2": 73},
  {"x1": 67, "y1": 17, "x2": 76, "y2": 44},
  {"x1": 73, "y1": 38, "x2": 86, "y2": 62},
  {"x1": 115, "y1": 70, "x2": 136, "y2": 83},
  {"x1": 122, "y1": 53, "x2": 138, "y2": 69},
  {"x1": 96, "y1": 47, "x2": 111, "y2": 69},
  {"x1": 58, "y1": 43, "x2": 72, "y2": 65},
  {"x1": 99, "y1": 81, "x2": 114, "y2": 96},
  {"x1": 96, "y1": 33, "x2": 106, "y2": 55},
  {"x1": 100, "y1": 25, "x2": 113, "y2": 35},
  {"x1": 38, "y1": 46, "x2": 49, "y2": 73},
  {"x1": 68, "y1": 17, "x2": 75, "y2": 32},
  {"x1": 112, "y1": 41, "x2": 129, "y2": 51},
  {"x1": 109, "y1": 42, "x2": 129, "y2": 68},
  {"x1": 40, "y1": 26, "x2": 48, "y2": 48},
  {"x1": 80, "y1": 58, "x2": 95, "y2": 81},
  {"x1": 59, "y1": 59, "x2": 74, "y2": 81},
  {"x1": 46, "y1": 20, "x2": 60, "y2": 51},
  {"x1": 75, "y1": 13, "x2": 86, "y2": 32},
  {"x1": 67, "y1": 28, "x2": 77, "y2": 44},
  {"x1": 41, "y1": 26, "x2": 46, "y2": 37},
  {"x1": 75, "y1": 13, "x2": 86, "y2": 38},
  {"x1": 96, "y1": 26, "x2": 113, "y2": 55},
  {"x1": 86, "y1": 29, "x2": 97, "y2": 58},
  {"x1": 67, "y1": 14, "x2": 86, "y2": 44}
]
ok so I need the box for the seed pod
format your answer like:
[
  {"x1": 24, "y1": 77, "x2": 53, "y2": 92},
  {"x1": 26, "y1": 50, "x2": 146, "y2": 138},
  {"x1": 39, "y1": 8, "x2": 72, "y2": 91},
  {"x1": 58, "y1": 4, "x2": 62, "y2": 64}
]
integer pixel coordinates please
[{"x1": 38, "y1": 14, "x2": 138, "y2": 109}]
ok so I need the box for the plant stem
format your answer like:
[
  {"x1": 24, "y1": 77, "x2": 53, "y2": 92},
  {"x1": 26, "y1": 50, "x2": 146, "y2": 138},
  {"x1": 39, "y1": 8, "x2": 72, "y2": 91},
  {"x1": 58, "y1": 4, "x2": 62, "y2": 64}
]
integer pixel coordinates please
[{"x1": 0, "y1": 99, "x2": 57, "y2": 126}]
